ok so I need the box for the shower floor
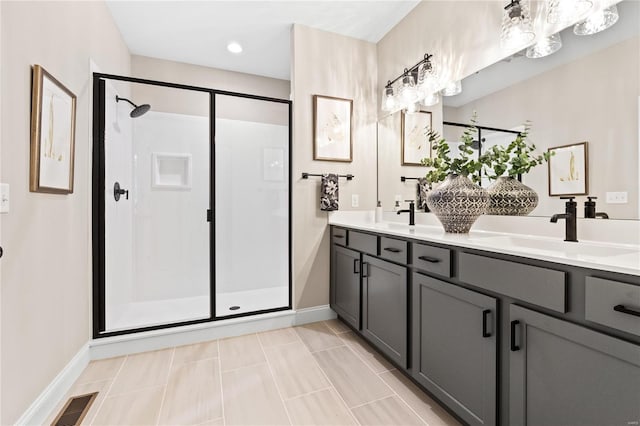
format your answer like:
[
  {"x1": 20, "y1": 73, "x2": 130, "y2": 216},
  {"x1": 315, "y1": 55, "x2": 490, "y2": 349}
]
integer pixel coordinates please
[{"x1": 106, "y1": 285, "x2": 288, "y2": 332}]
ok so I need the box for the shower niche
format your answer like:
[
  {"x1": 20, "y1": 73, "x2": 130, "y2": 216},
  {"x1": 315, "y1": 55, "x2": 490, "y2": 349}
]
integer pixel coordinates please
[
  {"x1": 151, "y1": 153, "x2": 192, "y2": 190},
  {"x1": 92, "y1": 74, "x2": 292, "y2": 337}
]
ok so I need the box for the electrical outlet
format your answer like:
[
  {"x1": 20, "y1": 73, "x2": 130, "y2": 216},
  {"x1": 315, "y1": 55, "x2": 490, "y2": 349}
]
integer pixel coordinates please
[
  {"x1": 0, "y1": 184, "x2": 9, "y2": 214},
  {"x1": 351, "y1": 194, "x2": 359, "y2": 208},
  {"x1": 606, "y1": 191, "x2": 628, "y2": 204}
]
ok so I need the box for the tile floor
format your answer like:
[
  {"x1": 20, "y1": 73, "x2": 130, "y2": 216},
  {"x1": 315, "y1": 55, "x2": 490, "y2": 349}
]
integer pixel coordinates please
[{"x1": 47, "y1": 319, "x2": 461, "y2": 426}]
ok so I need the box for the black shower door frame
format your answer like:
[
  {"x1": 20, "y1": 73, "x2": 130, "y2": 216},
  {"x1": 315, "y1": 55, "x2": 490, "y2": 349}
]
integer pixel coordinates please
[{"x1": 92, "y1": 73, "x2": 293, "y2": 339}]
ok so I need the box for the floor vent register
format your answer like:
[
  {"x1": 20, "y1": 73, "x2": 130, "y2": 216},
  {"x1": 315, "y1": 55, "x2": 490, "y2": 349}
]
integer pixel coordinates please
[{"x1": 51, "y1": 392, "x2": 98, "y2": 426}]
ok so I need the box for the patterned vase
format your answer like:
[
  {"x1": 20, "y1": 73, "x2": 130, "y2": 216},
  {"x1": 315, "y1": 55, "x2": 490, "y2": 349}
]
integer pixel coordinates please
[
  {"x1": 426, "y1": 174, "x2": 489, "y2": 233},
  {"x1": 487, "y1": 176, "x2": 538, "y2": 216}
]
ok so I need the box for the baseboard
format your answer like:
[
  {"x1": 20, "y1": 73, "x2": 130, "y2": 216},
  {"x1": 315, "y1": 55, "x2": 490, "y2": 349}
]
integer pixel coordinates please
[
  {"x1": 90, "y1": 305, "x2": 336, "y2": 360},
  {"x1": 15, "y1": 342, "x2": 90, "y2": 426}
]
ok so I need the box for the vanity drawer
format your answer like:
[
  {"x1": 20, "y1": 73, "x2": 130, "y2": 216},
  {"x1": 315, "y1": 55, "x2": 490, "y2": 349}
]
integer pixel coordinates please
[
  {"x1": 348, "y1": 231, "x2": 377, "y2": 255},
  {"x1": 459, "y1": 252, "x2": 566, "y2": 313},
  {"x1": 412, "y1": 243, "x2": 451, "y2": 278},
  {"x1": 332, "y1": 227, "x2": 347, "y2": 245},
  {"x1": 586, "y1": 277, "x2": 640, "y2": 337},
  {"x1": 380, "y1": 237, "x2": 408, "y2": 264}
]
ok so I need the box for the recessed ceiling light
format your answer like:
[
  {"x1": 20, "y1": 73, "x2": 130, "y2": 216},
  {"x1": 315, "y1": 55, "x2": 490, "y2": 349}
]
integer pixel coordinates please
[{"x1": 227, "y1": 42, "x2": 243, "y2": 54}]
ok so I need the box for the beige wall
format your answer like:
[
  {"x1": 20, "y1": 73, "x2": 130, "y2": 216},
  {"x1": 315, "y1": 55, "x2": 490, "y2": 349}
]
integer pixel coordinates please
[
  {"x1": 131, "y1": 55, "x2": 290, "y2": 125},
  {"x1": 0, "y1": 2, "x2": 131, "y2": 423},
  {"x1": 445, "y1": 36, "x2": 639, "y2": 219},
  {"x1": 292, "y1": 24, "x2": 378, "y2": 309}
]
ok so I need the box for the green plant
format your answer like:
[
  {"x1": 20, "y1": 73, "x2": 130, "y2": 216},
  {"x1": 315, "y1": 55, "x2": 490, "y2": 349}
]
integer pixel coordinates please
[
  {"x1": 480, "y1": 121, "x2": 553, "y2": 180},
  {"x1": 420, "y1": 113, "x2": 483, "y2": 184}
]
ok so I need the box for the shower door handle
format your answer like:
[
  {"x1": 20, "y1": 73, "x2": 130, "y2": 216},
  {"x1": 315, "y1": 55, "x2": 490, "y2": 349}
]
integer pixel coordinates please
[{"x1": 114, "y1": 182, "x2": 129, "y2": 201}]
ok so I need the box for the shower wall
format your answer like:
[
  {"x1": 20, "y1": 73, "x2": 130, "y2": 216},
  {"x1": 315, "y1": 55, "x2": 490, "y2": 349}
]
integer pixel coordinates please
[
  {"x1": 104, "y1": 82, "x2": 134, "y2": 312},
  {"x1": 131, "y1": 111, "x2": 209, "y2": 302},
  {"x1": 215, "y1": 118, "x2": 289, "y2": 294}
]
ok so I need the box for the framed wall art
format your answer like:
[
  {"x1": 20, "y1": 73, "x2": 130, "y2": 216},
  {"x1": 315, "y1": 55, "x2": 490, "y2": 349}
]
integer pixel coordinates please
[
  {"x1": 313, "y1": 94, "x2": 352, "y2": 162},
  {"x1": 401, "y1": 110, "x2": 432, "y2": 165},
  {"x1": 548, "y1": 141, "x2": 588, "y2": 196},
  {"x1": 30, "y1": 64, "x2": 77, "y2": 194}
]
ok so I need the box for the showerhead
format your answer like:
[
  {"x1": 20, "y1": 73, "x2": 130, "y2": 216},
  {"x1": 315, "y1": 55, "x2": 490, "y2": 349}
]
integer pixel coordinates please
[{"x1": 116, "y1": 95, "x2": 151, "y2": 118}]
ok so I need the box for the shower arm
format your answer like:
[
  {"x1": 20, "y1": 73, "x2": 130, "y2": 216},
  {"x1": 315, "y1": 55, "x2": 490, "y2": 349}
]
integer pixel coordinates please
[{"x1": 115, "y1": 96, "x2": 137, "y2": 108}]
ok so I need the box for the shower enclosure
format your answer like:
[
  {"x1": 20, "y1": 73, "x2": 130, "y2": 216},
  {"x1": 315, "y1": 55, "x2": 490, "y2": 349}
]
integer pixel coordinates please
[{"x1": 92, "y1": 74, "x2": 291, "y2": 337}]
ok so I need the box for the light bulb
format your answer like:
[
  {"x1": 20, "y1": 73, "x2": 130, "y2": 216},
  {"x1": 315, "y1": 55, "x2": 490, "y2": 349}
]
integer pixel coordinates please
[
  {"x1": 405, "y1": 102, "x2": 419, "y2": 114},
  {"x1": 399, "y1": 74, "x2": 419, "y2": 104},
  {"x1": 574, "y1": 5, "x2": 618, "y2": 35},
  {"x1": 547, "y1": 0, "x2": 593, "y2": 26},
  {"x1": 417, "y1": 60, "x2": 440, "y2": 94},
  {"x1": 421, "y1": 92, "x2": 440, "y2": 107},
  {"x1": 381, "y1": 86, "x2": 396, "y2": 112},
  {"x1": 441, "y1": 80, "x2": 462, "y2": 97},
  {"x1": 526, "y1": 32, "x2": 562, "y2": 58},
  {"x1": 501, "y1": 0, "x2": 536, "y2": 49}
]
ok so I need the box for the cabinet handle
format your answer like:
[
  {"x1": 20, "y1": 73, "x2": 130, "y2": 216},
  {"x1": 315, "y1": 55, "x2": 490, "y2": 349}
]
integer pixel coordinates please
[
  {"x1": 613, "y1": 304, "x2": 640, "y2": 318},
  {"x1": 334, "y1": 234, "x2": 345, "y2": 239},
  {"x1": 353, "y1": 259, "x2": 360, "y2": 274},
  {"x1": 418, "y1": 255, "x2": 440, "y2": 263},
  {"x1": 383, "y1": 247, "x2": 401, "y2": 253},
  {"x1": 482, "y1": 309, "x2": 492, "y2": 338},
  {"x1": 510, "y1": 320, "x2": 521, "y2": 351},
  {"x1": 362, "y1": 262, "x2": 369, "y2": 278}
]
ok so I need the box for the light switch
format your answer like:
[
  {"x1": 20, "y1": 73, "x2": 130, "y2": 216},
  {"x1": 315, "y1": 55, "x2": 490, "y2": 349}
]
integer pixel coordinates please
[
  {"x1": 351, "y1": 194, "x2": 359, "y2": 208},
  {"x1": 606, "y1": 191, "x2": 628, "y2": 204},
  {"x1": 0, "y1": 184, "x2": 9, "y2": 214}
]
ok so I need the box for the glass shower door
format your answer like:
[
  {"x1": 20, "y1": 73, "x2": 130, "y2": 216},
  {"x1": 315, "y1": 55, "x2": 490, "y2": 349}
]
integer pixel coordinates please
[
  {"x1": 214, "y1": 94, "x2": 290, "y2": 317},
  {"x1": 97, "y1": 76, "x2": 212, "y2": 334}
]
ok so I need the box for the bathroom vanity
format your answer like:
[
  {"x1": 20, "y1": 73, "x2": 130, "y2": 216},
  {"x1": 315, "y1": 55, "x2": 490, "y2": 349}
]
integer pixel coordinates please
[{"x1": 329, "y1": 217, "x2": 640, "y2": 426}]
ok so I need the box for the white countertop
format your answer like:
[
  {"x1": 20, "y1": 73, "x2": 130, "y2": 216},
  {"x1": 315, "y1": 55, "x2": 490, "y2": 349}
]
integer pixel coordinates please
[{"x1": 329, "y1": 212, "x2": 640, "y2": 277}]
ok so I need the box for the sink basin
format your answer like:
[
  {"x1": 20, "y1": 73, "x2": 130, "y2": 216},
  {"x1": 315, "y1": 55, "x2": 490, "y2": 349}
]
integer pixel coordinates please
[
  {"x1": 375, "y1": 222, "x2": 442, "y2": 235},
  {"x1": 482, "y1": 235, "x2": 638, "y2": 258}
]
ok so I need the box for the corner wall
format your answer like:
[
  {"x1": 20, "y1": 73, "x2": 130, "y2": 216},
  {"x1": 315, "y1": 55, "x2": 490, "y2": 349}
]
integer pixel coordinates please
[
  {"x1": 0, "y1": 2, "x2": 130, "y2": 423},
  {"x1": 292, "y1": 24, "x2": 378, "y2": 309}
]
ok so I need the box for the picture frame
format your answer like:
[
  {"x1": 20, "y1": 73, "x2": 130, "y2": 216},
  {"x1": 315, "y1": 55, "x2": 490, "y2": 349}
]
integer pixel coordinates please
[
  {"x1": 548, "y1": 141, "x2": 588, "y2": 196},
  {"x1": 313, "y1": 94, "x2": 353, "y2": 162},
  {"x1": 30, "y1": 64, "x2": 77, "y2": 194},
  {"x1": 401, "y1": 110, "x2": 432, "y2": 165}
]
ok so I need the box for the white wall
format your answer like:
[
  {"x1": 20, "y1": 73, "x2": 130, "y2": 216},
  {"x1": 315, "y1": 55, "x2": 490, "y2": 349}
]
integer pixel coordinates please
[
  {"x1": 0, "y1": 2, "x2": 131, "y2": 423},
  {"x1": 131, "y1": 112, "x2": 210, "y2": 302},
  {"x1": 292, "y1": 24, "x2": 378, "y2": 309},
  {"x1": 216, "y1": 118, "x2": 289, "y2": 295},
  {"x1": 104, "y1": 80, "x2": 134, "y2": 312}
]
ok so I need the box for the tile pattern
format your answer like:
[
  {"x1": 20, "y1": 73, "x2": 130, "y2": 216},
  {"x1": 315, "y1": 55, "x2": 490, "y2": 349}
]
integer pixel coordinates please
[{"x1": 49, "y1": 321, "x2": 461, "y2": 425}]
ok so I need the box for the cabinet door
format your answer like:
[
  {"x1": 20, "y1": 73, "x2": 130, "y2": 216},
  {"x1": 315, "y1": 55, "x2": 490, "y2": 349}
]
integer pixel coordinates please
[
  {"x1": 413, "y1": 273, "x2": 497, "y2": 426},
  {"x1": 331, "y1": 245, "x2": 361, "y2": 329},
  {"x1": 362, "y1": 255, "x2": 407, "y2": 368},
  {"x1": 509, "y1": 305, "x2": 640, "y2": 426}
]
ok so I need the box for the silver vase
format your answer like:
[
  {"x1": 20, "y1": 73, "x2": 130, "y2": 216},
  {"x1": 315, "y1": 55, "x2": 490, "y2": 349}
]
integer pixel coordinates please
[
  {"x1": 426, "y1": 174, "x2": 489, "y2": 233},
  {"x1": 487, "y1": 176, "x2": 538, "y2": 216}
]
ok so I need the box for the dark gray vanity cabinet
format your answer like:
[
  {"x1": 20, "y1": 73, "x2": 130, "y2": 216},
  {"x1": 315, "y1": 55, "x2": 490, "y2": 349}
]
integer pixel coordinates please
[
  {"x1": 413, "y1": 273, "x2": 498, "y2": 426},
  {"x1": 362, "y1": 255, "x2": 408, "y2": 368},
  {"x1": 330, "y1": 245, "x2": 361, "y2": 330},
  {"x1": 509, "y1": 304, "x2": 640, "y2": 426}
]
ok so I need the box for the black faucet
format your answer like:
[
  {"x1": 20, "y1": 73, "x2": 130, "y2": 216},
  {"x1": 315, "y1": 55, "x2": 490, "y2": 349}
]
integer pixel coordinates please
[
  {"x1": 550, "y1": 196, "x2": 578, "y2": 242},
  {"x1": 584, "y1": 196, "x2": 609, "y2": 219},
  {"x1": 397, "y1": 200, "x2": 415, "y2": 226}
]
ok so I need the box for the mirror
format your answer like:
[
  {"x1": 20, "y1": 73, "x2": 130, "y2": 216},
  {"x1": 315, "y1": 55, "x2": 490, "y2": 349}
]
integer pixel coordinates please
[{"x1": 377, "y1": 0, "x2": 639, "y2": 220}]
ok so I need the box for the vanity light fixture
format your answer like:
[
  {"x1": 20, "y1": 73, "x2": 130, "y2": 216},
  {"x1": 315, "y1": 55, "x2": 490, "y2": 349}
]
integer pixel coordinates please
[
  {"x1": 381, "y1": 54, "x2": 439, "y2": 112},
  {"x1": 441, "y1": 80, "x2": 462, "y2": 97},
  {"x1": 381, "y1": 84, "x2": 396, "y2": 112},
  {"x1": 500, "y1": 0, "x2": 536, "y2": 49},
  {"x1": 547, "y1": 0, "x2": 593, "y2": 26},
  {"x1": 573, "y1": 4, "x2": 619, "y2": 36},
  {"x1": 526, "y1": 32, "x2": 563, "y2": 58},
  {"x1": 227, "y1": 41, "x2": 243, "y2": 54}
]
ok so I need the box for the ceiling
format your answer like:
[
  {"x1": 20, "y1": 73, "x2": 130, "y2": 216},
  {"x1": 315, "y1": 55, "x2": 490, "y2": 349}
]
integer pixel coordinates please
[{"x1": 106, "y1": 1, "x2": 420, "y2": 81}]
